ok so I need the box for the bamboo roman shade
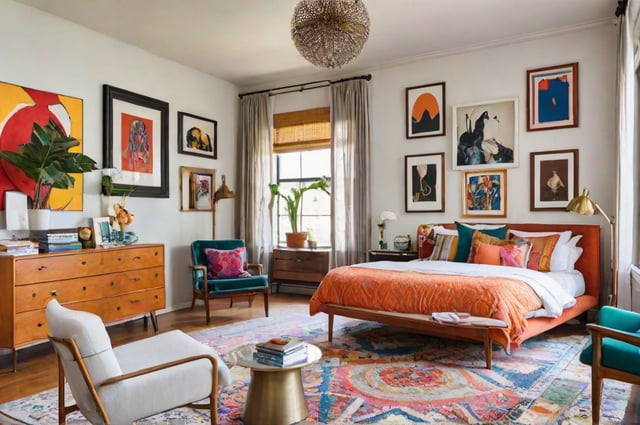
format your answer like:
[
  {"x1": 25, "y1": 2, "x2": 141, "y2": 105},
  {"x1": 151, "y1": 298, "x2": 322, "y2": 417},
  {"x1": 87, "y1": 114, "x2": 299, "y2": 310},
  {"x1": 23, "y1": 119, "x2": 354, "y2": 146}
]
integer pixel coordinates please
[{"x1": 273, "y1": 107, "x2": 330, "y2": 153}]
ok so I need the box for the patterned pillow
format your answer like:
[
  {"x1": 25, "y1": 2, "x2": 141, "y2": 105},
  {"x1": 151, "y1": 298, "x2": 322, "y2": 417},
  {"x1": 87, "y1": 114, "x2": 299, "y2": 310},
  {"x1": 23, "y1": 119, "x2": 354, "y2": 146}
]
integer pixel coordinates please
[
  {"x1": 500, "y1": 244, "x2": 530, "y2": 267},
  {"x1": 429, "y1": 234, "x2": 458, "y2": 261},
  {"x1": 510, "y1": 234, "x2": 560, "y2": 272},
  {"x1": 204, "y1": 247, "x2": 252, "y2": 279},
  {"x1": 454, "y1": 222, "x2": 507, "y2": 263}
]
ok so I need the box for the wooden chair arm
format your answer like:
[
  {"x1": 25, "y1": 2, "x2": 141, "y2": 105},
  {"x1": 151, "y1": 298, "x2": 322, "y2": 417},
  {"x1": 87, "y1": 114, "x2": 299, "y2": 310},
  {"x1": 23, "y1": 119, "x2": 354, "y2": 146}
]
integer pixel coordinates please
[
  {"x1": 192, "y1": 264, "x2": 207, "y2": 272},
  {"x1": 100, "y1": 354, "x2": 219, "y2": 386},
  {"x1": 586, "y1": 323, "x2": 640, "y2": 347},
  {"x1": 247, "y1": 263, "x2": 263, "y2": 275}
]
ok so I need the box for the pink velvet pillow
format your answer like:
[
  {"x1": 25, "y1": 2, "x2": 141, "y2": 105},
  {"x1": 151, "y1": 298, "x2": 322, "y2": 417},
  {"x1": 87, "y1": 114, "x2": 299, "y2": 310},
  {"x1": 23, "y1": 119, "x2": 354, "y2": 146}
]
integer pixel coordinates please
[{"x1": 204, "y1": 247, "x2": 251, "y2": 279}]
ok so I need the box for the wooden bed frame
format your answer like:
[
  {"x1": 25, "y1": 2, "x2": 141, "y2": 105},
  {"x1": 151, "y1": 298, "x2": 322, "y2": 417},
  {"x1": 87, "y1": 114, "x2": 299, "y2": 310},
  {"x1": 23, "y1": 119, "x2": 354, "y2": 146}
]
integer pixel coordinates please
[{"x1": 318, "y1": 223, "x2": 601, "y2": 369}]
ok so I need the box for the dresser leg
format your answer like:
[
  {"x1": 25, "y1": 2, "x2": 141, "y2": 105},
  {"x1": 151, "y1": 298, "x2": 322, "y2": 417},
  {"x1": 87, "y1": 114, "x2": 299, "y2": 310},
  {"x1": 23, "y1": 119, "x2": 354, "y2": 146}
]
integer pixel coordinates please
[{"x1": 149, "y1": 312, "x2": 158, "y2": 332}]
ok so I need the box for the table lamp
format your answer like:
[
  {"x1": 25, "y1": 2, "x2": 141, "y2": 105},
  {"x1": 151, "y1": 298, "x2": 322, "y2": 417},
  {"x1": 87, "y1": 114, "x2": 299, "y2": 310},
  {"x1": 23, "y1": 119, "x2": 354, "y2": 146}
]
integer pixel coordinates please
[{"x1": 377, "y1": 210, "x2": 396, "y2": 250}]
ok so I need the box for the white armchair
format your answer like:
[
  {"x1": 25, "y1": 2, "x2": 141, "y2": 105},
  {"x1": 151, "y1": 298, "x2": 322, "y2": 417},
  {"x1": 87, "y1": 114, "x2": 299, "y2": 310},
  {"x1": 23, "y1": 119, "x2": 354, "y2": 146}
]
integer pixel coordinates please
[{"x1": 45, "y1": 299, "x2": 231, "y2": 424}]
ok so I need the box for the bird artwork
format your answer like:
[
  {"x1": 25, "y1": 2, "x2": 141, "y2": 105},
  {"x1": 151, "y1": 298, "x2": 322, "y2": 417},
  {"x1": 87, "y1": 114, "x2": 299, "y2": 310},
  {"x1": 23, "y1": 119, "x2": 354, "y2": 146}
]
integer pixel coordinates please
[{"x1": 546, "y1": 170, "x2": 565, "y2": 200}]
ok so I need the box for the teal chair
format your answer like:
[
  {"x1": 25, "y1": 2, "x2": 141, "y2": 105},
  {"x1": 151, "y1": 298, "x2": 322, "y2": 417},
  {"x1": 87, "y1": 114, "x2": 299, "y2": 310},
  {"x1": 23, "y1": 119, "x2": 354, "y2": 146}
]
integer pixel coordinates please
[
  {"x1": 190, "y1": 240, "x2": 269, "y2": 324},
  {"x1": 580, "y1": 306, "x2": 640, "y2": 424}
]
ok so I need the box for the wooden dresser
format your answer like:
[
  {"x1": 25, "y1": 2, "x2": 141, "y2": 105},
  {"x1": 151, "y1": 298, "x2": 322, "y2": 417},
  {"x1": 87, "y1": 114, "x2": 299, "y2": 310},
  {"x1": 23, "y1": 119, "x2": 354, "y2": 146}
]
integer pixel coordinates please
[
  {"x1": 271, "y1": 248, "x2": 329, "y2": 293},
  {"x1": 0, "y1": 243, "x2": 165, "y2": 371}
]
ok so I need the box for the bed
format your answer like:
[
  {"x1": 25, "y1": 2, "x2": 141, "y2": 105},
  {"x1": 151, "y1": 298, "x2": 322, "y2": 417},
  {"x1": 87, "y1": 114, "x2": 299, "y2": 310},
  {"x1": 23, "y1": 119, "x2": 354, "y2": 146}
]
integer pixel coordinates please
[{"x1": 309, "y1": 223, "x2": 601, "y2": 368}]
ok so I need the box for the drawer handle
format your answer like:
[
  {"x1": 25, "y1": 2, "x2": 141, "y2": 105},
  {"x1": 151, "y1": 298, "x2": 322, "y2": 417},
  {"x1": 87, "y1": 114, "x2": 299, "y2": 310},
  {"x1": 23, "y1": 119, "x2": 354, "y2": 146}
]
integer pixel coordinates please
[
  {"x1": 134, "y1": 256, "x2": 142, "y2": 260},
  {"x1": 82, "y1": 286, "x2": 87, "y2": 291},
  {"x1": 131, "y1": 277, "x2": 141, "y2": 281},
  {"x1": 110, "y1": 281, "x2": 116, "y2": 287},
  {"x1": 38, "y1": 266, "x2": 47, "y2": 271},
  {"x1": 37, "y1": 322, "x2": 44, "y2": 327},
  {"x1": 130, "y1": 299, "x2": 141, "y2": 304},
  {"x1": 154, "y1": 295, "x2": 159, "y2": 299},
  {"x1": 50, "y1": 290, "x2": 57, "y2": 296},
  {"x1": 81, "y1": 261, "x2": 87, "y2": 265},
  {"x1": 117, "y1": 306, "x2": 121, "y2": 311},
  {"x1": 32, "y1": 293, "x2": 36, "y2": 298}
]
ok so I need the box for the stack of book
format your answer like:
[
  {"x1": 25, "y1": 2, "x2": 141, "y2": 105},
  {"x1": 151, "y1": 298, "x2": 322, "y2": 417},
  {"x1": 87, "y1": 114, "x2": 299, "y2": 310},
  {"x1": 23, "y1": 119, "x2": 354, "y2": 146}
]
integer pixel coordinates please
[
  {"x1": 253, "y1": 337, "x2": 308, "y2": 367},
  {"x1": 0, "y1": 239, "x2": 38, "y2": 256},
  {"x1": 33, "y1": 228, "x2": 83, "y2": 253}
]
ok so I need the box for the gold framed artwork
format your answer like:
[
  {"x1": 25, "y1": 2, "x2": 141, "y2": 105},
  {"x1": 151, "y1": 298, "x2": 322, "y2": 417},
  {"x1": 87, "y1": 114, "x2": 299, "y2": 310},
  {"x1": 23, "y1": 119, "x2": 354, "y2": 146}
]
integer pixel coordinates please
[
  {"x1": 462, "y1": 169, "x2": 507, "y2": 218},
  {"x1": 530, "y1": 149, "x2": 578, "y2": 211},
  {"x1": 179, "y1": 166, "x2": 215, "y2": 211}
]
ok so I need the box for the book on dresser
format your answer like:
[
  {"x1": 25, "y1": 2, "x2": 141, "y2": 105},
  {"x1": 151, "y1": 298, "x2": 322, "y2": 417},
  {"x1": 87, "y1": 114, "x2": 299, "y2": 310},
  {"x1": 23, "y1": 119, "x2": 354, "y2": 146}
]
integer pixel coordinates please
[
  {"x1": 38, "y1": 240, "x2": 83, "y2": 253},
  {"x1": 31, "y1": 228, "x2": 79, "y2": 244},
  {"x1": 0, "y1": 239, "x2": 39, "y2": 256}
]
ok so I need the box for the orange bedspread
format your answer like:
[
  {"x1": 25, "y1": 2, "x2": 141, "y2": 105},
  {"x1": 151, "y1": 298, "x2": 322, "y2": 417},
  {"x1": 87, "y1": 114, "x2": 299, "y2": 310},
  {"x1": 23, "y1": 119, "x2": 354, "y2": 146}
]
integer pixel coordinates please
[{"x1": 309, "y1": 265, "x2": 543, "y2": 349}]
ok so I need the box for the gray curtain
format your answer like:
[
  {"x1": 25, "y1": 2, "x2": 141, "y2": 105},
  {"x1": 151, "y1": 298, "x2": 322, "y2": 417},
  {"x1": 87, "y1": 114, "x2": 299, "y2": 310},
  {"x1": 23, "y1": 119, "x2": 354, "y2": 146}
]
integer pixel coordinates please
[
  {"x1": 239, "y1": 94, "x2": 273, "y2": 268},
  {"x1": 330, "y1": 79, "x2": 371, "y2": 267}
]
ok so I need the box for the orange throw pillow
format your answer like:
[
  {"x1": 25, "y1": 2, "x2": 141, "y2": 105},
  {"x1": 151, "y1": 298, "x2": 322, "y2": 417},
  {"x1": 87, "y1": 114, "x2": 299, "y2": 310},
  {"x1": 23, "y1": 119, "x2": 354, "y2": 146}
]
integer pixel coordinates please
[
  {"x1": 470, "y1": 242, "x2": 503, "y2": 265},
  {"x1": 510, "y1": 234, "x2": 560, "y2": 272},
  {"x1": 467, "y1": 230, "x2": 511, "y2": 263}
]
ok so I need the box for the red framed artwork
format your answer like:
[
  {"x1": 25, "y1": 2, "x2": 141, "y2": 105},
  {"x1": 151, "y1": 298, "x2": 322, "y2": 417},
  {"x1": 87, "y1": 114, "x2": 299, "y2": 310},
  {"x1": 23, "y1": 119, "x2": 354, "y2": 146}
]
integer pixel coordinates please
[
  {"x1": 0, "y1": 81, "x2": 84, "y2": 211},
  {"x1": 103, "y1": 84, "x2": 169, "y2": 198}
]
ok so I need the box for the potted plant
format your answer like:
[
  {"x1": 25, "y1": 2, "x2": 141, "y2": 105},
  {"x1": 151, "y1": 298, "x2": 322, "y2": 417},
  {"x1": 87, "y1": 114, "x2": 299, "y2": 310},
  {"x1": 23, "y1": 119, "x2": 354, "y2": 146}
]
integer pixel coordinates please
[
  {"x1": 0, "y1": 118, "x2": 98, "y2": 229},
  {"x1": 269, "y1": 176, "x2": 330, "y2": 248}
]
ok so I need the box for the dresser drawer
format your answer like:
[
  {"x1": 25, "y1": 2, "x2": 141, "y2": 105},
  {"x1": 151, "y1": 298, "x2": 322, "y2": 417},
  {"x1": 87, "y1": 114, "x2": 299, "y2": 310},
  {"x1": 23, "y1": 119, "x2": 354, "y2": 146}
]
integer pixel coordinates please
[
  {"x1": 15, "y1": 252, "x2": 103, "y2": 285},
  {"x1": 15, "y1": 266, "x2": 165, "y2": 313},
  {"x1": 99, "y1": 245, "x2": 164, "y2": 273},
  {"x1": 102, "y1": 288, "x2": 165, "y2": 323}
]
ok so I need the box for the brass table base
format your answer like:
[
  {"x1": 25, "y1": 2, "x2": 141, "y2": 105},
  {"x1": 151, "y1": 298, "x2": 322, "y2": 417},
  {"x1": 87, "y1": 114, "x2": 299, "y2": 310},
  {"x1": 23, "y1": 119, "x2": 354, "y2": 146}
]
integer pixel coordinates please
[{"x1": 242, "y1": 367, "x2": 308, "y2": 425}]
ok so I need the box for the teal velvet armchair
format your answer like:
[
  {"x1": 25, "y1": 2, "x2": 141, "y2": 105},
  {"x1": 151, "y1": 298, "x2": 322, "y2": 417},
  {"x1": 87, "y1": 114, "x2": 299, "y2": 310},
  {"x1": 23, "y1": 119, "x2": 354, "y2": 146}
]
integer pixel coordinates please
[
  {"x1": 190, "y1": 240, "x2": 269, "y2": 324},
  {"x1": 580, "y1": 305, "x2": 640, "y2": 424}
]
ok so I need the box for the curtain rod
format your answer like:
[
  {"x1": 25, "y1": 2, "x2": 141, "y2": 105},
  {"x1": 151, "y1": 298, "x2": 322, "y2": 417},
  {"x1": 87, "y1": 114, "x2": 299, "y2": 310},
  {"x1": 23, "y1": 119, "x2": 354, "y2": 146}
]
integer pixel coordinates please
[
  {"x1": 616, "y1": 0, "x2": 627, "y2": 17},
  {"x1": 238, "y1": 74, "x2": 372, "y2": 98}
]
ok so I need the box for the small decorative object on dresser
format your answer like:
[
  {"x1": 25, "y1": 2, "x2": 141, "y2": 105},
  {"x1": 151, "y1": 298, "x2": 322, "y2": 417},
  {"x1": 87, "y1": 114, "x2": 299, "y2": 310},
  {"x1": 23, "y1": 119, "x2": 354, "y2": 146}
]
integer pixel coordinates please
[{"x1": 393, "y1": 234, "x2": 411, "y2": 251}]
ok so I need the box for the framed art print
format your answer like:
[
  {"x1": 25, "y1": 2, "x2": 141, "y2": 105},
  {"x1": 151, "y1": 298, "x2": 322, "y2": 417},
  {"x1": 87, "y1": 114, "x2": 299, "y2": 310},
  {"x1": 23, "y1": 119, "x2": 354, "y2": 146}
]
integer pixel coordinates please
[
  {"x1": 179, "y1": 166, "x2": 216, "y2": 212},
  {"x1": 406, "y1": 82, "x2": 445, "y2": 139},
  {"x1": 103, "y1": 84, "x2": 169, "y2": 198},
  {"x1": 405, "y1": 152, "x2": 445, "y2": 213},
  {"x1": 177, "y1": 111, "x2": 217, "y2": 159},
  {"x1": 527, "y1": 62, "x2": 578, "y2": 131},
  {"x1": 463, "y1": 169, "x2": 507, "y2": 218},
  {"x1": 92, "y1": 216, "x2": 112, "y2": 247},
  {"x1": 452, "y1": 97, "x2": 518, "y2": 170},
  {"x1": 530, "y1": 149, "x2": 578, "y2": 211}
]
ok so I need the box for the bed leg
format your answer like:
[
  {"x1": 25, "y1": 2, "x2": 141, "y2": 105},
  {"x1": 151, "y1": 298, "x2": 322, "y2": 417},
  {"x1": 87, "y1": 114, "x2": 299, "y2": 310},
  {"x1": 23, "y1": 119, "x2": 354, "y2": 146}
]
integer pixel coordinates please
[
  {"x1": 328, "y1": 314, "x2": 334, "y2": 342},
  {"x1": 484, "y1": 333, "x2": 492, "y2": 369}
]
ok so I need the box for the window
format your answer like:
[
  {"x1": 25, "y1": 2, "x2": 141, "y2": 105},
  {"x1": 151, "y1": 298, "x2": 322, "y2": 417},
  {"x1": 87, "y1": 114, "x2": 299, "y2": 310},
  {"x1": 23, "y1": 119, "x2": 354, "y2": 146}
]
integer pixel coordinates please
[{"x1": 273, "y1": 107, "x2": 331, "y2": 247}]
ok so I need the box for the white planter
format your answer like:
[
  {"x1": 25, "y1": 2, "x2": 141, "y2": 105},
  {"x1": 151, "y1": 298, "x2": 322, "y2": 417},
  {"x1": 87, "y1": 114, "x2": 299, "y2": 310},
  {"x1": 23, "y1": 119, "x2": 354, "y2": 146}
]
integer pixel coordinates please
[{"x1": 28, "y1": 209, "x2": 51, "y2": 230}]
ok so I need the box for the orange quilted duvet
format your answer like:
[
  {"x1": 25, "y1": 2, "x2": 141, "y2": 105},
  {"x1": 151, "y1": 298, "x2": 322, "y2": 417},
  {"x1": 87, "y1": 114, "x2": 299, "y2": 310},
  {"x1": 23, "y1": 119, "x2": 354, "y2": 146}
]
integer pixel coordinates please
[{"x1": 309, "y1": 265, "x2": 543, "y2": 349}]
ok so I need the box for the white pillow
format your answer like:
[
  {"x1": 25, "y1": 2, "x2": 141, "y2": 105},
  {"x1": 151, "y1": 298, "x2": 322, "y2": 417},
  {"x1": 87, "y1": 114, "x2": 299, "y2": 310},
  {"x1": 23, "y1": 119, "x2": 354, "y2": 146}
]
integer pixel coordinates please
[
  {"x1": 508, "y1": 229, "x2": 573, "y2": 271},
  {"x1": 566, "y1": 235, "x2": 584, "y2": 270},
  {"x1": 429, "y1": 225, "x2": 458, "y2": 237}
]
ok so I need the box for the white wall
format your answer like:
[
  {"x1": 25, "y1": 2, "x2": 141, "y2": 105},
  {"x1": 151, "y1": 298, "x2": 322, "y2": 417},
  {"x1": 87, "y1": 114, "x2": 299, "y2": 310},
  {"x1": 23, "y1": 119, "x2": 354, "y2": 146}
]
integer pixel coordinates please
[
  {"x1": 0, "y1": 1, "x2": 239, "y2": 311},
  {"x1": 0, "y1": 0, "x2": 619, "y2": 308}
]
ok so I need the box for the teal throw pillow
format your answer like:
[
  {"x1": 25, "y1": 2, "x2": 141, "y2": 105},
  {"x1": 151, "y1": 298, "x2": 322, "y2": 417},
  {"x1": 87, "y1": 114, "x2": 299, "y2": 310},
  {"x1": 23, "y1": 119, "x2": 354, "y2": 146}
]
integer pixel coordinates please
[{"x1": 454, "y1": 222, "x2": 508, "y2": 263}]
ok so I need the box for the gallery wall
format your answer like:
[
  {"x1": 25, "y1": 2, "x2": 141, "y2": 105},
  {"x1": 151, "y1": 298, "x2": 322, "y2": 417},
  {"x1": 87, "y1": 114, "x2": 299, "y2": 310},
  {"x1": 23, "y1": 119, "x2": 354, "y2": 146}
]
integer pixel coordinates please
[{"x1": 0, "y1": 0, "x2": 619, "y2": 310}]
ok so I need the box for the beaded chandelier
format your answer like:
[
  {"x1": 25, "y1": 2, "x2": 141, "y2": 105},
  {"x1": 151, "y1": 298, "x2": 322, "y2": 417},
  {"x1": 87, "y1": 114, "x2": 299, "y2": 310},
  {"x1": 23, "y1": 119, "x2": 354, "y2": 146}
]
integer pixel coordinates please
[{"x1": 291, "y1": 0, "x2": 370, "y2": 69}]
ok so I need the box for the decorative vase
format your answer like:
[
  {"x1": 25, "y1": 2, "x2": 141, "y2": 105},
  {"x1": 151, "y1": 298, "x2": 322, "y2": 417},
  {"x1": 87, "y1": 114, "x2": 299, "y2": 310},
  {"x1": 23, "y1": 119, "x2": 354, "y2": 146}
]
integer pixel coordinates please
[
  {"x1": 285, "y1": 232, "x2": 308, "y2": 248},
  {"x1": 28, "y1": 209, "x2": 50, "y2": 230}
]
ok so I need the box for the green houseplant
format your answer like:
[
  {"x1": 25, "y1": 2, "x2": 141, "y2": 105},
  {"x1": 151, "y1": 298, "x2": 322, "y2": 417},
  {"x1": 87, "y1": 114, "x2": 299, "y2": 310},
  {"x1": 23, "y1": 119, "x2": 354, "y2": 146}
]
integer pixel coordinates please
[
  {"x1": 0, "y1": 118, "x2": 97, "y2": 228},
  {"x1": 269, "y1": 176, "x2": 330, "y2": 248}
]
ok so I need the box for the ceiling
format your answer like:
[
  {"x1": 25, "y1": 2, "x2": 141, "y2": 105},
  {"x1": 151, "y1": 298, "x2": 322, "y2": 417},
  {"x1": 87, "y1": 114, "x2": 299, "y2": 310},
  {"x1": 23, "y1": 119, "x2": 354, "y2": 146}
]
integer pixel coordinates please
[{"x1": 14, "y1": 0, "x2": 618, "y2": 90}]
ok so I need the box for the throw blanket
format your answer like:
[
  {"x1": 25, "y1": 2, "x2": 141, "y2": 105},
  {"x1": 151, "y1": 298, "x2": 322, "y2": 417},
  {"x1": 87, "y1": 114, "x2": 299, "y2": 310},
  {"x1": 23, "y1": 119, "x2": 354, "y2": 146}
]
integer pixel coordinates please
[{"x1": 309, "y1": 261, "x2": 577, "y2": 349}]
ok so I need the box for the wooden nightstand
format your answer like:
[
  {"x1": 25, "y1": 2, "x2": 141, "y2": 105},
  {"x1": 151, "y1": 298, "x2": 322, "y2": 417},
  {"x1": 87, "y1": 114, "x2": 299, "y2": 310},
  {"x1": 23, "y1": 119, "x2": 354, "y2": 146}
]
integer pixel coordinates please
[
  {"x1": 271, "y1": 248, "x2": 330, "y2": 293},
  {"x1": 368, "y1": 249, "x2": 418, "y2": 262}
]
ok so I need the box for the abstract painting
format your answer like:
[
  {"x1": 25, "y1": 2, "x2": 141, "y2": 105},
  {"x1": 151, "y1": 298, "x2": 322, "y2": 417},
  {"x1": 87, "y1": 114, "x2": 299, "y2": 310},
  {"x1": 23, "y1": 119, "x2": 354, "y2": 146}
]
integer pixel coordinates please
[
  {"x1": 406, "y1": 82, "x2": 445, "y2": 138},
  {"x1": 463, "y1": 169, "x2": 507, "y2": 218},
  {"x1": 452, "y1": 98, "x2": 518, "y2": 170},
  {"x1": 0, "y1": 81, "x2": 84, "y2": 210},
  {"x1": 527, "y1": 63, "x2": 578, "y2": 131}
]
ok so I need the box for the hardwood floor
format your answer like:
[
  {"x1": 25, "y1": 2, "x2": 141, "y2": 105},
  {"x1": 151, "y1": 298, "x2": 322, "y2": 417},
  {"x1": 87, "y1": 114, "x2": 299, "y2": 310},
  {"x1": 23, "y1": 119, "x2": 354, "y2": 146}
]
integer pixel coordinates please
[{"x1": 0, "y1": 293, "x2": 311, "y2": 404}]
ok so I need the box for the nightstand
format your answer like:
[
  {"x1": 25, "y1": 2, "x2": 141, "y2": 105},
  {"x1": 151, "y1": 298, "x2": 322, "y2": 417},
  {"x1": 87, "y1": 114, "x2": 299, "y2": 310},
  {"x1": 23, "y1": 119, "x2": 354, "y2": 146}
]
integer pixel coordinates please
[
  {"x1": 368, "y1": 249, "x2": 418, "y2": 262},
  {"x1": 271, "y1": 248, "x2": 330, "y2": 293}
]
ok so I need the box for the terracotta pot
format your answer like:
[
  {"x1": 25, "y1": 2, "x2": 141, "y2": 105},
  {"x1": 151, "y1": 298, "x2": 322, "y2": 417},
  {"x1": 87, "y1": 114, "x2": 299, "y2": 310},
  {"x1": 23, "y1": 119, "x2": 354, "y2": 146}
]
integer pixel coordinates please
[{"x1": 285, "y1": 232, "x2": 308, "y2": 248}]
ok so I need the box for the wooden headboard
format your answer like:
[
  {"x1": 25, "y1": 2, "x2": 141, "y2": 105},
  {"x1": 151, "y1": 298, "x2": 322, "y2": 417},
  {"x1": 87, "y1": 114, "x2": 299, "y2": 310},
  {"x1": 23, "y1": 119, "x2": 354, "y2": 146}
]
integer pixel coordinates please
[{"x1": 416, "y1": 223, "x2": 601, "y2": 300}]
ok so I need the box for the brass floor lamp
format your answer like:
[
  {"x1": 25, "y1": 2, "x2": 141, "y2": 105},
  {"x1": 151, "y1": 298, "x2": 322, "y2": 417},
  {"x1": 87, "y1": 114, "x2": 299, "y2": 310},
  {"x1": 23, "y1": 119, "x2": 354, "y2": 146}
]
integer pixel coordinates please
[
  {"x1": 213, "y1": 175, "x2": 235, "y2": 239},
  {"x1": 566, "y1": 188, "x2": 617, "y2": 306}
]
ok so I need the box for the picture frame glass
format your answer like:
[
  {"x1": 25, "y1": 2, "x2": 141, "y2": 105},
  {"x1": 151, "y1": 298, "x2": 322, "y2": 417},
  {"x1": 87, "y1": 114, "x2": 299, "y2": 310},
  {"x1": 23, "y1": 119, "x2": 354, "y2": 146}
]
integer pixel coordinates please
[
  {"x1": 530, "y1": 149, "x2": 578, "y2": 210},
  {"x1": 463, "y1": 170, "x2": 507, "y2": 218},
  {"x1": 405, "y1": 153, "x2": 445, "y2": 212},
  {"x1": 406, "y1": 82, "x2": 445, "y2": 139},
  {"x1": 178, "y1": 112, "x2": 217, "y2": 159},
  {"x1": 452, "y1": 98, "x2": 518, "y2": 170},
  {"x1": 527, "y1": 63, "x2": 578, "y2": 131}
]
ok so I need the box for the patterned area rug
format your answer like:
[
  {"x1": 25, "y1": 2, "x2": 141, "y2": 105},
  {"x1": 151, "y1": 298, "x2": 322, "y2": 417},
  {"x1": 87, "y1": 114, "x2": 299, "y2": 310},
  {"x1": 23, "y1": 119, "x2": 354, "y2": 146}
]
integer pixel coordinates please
[{"x1": 0, "y1": 307, "x2": 634, "y2": 424}]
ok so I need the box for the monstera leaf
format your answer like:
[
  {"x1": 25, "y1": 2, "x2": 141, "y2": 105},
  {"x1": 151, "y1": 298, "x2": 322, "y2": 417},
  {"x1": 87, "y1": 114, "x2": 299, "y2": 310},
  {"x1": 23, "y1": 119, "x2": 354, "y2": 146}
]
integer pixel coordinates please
[{"x1": 0, "y1": 118, "x2": 97, "y2": 208}]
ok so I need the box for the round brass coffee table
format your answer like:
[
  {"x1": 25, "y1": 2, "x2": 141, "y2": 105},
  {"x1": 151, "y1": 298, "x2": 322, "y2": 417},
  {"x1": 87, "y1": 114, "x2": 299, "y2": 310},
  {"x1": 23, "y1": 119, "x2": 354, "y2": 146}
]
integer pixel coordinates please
[{"x1": 237, "y1": 343, "x2": 322, "y2": 425}]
